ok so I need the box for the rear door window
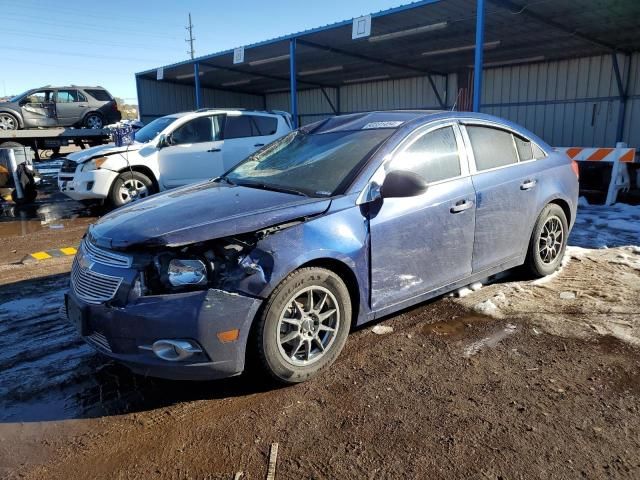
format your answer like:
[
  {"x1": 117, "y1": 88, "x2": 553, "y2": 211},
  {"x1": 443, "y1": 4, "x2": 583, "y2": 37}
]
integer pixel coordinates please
[
  {"x1": 466, "y1": 125, "x2": 519, "y2": 171},
  {"x1": 224, "y1": 115, "x2": 252, "y2": 139},
  {"x1": 56, "y1": 90, "x2": 81, "y2": 103},
  {"x1": 392, "y1": 126, "x2": 462, "y2": 183},
  {"x1": 84, "y1": 89, "x2": 112, "y2": 101}
]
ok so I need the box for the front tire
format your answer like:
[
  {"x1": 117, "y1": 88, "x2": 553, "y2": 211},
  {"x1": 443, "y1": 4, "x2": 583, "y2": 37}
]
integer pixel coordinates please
[
  {"x1": 525, "y1": 203, "x2": 568, "y2": 277},
  {"x1": 0, "y1": 113, "x2": 19, "y2": 130},
  {"x1": 108, "y1": 171, "x2": 155, "y2": 208},
  {"x1": 254, "y1": 267, "x2": 352, "y2": 384}
]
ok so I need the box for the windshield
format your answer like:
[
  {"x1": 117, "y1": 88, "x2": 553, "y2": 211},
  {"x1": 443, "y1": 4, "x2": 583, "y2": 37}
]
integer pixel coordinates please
[
  {"x1": 9, "y1": 90, "x2": 31, "y2": 102},
  {"x1": 225, "y1": 129, "x2": 393, "y2": 196},
  {"x1": 134, "y1": 116, "x2": 179, "y2": 143}
]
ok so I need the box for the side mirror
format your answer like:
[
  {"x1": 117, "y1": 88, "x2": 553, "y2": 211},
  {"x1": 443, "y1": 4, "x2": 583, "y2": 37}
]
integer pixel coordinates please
[
  {"x1": 381, "y1": 170, "x2": 428, "y2": 198},
  {"x1": 157, "y1": 133, "x2": 173, "y2": 149}
]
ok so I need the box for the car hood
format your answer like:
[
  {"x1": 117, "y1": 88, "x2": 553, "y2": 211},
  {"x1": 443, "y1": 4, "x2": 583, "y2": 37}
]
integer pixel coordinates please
[
  {"x1": 89, "y1": 181, "x2": 332, "y2": 249},
  {"x1": 67, "y1": 142, "x2": 144, "y2": 163}
]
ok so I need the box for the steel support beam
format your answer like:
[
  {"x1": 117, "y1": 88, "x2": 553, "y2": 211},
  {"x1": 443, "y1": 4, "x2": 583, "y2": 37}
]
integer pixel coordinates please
[
  {"x1": 199, "y1": 61, "x2": 335, "y2": 90},
  {"x1": 473, "y1": 0, "x2": 485, "y2": 112},
  {"x1": 290, "y1": 39, "x2": 298, "y2": 129},
  {"x1": 296, "y1": 39, "x2": 446, "y2": 109},
  {"x1": 488, "y1": 0, "x2": 621, "y2": 53},
  {"x1": 612, "y1": 52, "x2": 631, "y2": 144},
  {"x1": 321, "y1": 88, "x2": 338, "y2": 114},
  {"x1": 194, "y1": 63, "x2": 202, "y2": 109}
]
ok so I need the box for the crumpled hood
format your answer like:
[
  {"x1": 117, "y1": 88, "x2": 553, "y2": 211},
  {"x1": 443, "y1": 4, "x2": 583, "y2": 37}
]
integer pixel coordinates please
[
  {"x1": 67, "y1": 142, "x2": 144, "y2": 163},
  {"x1": 89, "y1": 181, "x2": 332, "y2": 249}
]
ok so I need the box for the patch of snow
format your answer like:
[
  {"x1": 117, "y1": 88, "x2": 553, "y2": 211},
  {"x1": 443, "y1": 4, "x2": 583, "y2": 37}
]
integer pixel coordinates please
[
  {"x1": 456, "y1": 287, "x2": 472, "y2": 298},
  {"x1": 577, "y1": 196, "x2": 590, "y2": 207},
  {"x1": 474, "y1": 299, "x2": 498, "y2": 316},
  {"x1": 570, "y1": 202, "x2": 640, "y2": 249},
  {"x1": 372, "y1": 325, "x2": 393, "y2": 335},
  {"x1": 470, "y1": 282, "x2": 483, "y2": 291},
  {"x1": 559, "y1": 291, "x2": 576, "y2": 300}
]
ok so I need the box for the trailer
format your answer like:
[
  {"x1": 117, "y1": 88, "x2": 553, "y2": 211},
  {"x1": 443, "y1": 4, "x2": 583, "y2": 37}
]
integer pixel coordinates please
[{"x1": 0, "y1": 127, "x2": 111, "y2": 161}]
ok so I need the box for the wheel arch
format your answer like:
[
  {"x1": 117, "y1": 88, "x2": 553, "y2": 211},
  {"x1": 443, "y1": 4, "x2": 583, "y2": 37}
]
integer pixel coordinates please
[
  {"x1": 548, "y1": 198, "x2": 572, "y2": 227},
  {"x1": 0, "y1": 109, "x2": 24, "y2": 129},
  {"x1": 117, "y1": 165, "x2": 159, "y2": 192}
]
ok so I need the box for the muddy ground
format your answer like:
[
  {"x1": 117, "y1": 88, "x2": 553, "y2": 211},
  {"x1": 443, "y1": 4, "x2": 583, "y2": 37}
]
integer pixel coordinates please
[{"x1": 0, "y1": 159, "x2": 639, "y2": 479}]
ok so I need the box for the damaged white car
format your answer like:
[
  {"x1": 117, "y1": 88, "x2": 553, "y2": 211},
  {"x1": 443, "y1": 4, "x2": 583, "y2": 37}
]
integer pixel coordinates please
[{"x1": 58, "y1": 109, "x2": 292, "y2": 207}]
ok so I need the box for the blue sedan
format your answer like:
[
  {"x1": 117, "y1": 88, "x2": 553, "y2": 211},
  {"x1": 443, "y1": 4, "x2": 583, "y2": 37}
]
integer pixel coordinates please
[{"x1": 65, "y1": 110, "x2": 579, "y2": 383}]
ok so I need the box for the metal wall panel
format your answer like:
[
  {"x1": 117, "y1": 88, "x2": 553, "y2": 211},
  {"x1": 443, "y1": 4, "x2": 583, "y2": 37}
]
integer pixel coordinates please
[
  {"x1": 480, "y1": 54, "x2": 636, "y2": 148},
  {"x1": 137, "y1": 77, "x2": 263, "y2": 123},
  {"x1": 623, "y1": 53, "x2": 640, "y2": 148},
  {"x1": 265, "y1": 74, "x2": 455, "y2": 126}
]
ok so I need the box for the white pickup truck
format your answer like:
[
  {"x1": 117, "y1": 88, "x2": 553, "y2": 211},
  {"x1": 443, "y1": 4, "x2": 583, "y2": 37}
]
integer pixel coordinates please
[{"x1": 58, "y1": 109, "x2": 292, "y2": 207}]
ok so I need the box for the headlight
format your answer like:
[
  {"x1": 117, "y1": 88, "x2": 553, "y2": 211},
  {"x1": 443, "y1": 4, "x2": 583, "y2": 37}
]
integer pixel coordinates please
[
  {"x1": 167, "y1": 259, "x2": 208, "y2": 287},
  {"x1": 82, "y1": 156, "x2": 109, "y2": 171}
]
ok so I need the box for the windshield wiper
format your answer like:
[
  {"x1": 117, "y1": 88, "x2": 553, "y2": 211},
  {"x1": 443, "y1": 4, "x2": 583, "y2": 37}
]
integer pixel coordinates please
[
  {"x1": 215, "y1": 176, "x2": 235, "y2": 186},
  {"x1": 235, "y1": 181, "x2": 308, "y2": 197}
]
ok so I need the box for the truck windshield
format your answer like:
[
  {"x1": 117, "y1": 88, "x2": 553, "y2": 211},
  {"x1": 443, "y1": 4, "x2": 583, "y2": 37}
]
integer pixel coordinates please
[
  {"x1": 134, "y1": 116, "x2": 179, "y2": 144},
  {"x1": 224, "y1": 128, "x2": 393, "y2": 197}
]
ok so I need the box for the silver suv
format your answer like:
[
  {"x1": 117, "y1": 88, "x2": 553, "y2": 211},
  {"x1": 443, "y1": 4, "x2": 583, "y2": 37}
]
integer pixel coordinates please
[{"x1": 0, "y1": 86, "x2": 122, "y2": 130}]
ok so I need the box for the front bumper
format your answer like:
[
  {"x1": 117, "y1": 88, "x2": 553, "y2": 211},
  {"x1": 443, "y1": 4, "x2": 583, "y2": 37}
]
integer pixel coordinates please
[
  {"x1": 66, "y1": 288, "x2": 263, "y2": 381},
  {"x1": 58, "y1": 167, "x2": 118, "y2": 201}
]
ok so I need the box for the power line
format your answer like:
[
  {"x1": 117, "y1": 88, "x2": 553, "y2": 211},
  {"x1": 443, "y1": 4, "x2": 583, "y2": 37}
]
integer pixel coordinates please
[{"x1": 185, "y1": 13, "x2": 195, "y2": 60}]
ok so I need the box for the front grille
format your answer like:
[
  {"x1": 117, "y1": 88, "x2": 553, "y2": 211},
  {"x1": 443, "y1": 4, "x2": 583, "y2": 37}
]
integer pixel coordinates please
[
  {"x1": 86, "y1": 331, "x2": 112, "y2": 353},
  {"x1": 71, "y1": 257, "x2": 123, "y2": 304},
  {"x1": 82, "y1": 238, "x2": 132, "y2": 268},
  {"x1": 60, "y1": 158, "x2": 78, "y2": 173}
]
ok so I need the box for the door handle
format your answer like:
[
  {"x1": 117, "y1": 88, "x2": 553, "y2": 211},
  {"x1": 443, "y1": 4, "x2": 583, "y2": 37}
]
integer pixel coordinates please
[
  {"x1": 254, "y1": 143, "x2": 264, "y2": 147},
  {"x1": 520, "y1": 179, "x2": 537, "y2": 190},
  {"x1": 207, "y1": 148, "x2": 221, "y2": 152},
  {"x1": 450, "y1": 199, "x2": 473, "y2": 213}
]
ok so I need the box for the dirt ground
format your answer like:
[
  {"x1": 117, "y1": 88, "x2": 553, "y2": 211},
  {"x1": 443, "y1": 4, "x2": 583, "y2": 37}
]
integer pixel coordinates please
[
  {"x1": 0, "y1": 246, "x2": 638, "y2": 479},
  {"x1": 0, "y1": 158, "x2": 639, "y2": 479}
]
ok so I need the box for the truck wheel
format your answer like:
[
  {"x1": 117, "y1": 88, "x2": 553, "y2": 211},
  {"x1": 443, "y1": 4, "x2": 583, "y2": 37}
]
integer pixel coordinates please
[
  {"x1": 84, "y1": 113, "x2": 104, "y2": 129},
  {"x1": 525, "y1": 203, "x2": 568, "y2": 278},
  {"x1": 253, "y1": 267, "x2": 352, "y2": 384},
  {"x1": 0, "y1": 113, "x2": 19, "y2": 130},
  {"x1": 109, "y1": 171, "x2": 154, "y2": 207}
]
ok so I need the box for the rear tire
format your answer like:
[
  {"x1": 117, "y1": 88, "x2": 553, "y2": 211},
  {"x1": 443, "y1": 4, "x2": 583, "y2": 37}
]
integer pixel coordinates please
[
  {"x1": 108, "y1": 171, "x2": 155, "y2": 208},
  {"x1": 11, "y1": 183, "x2": 38, "y2": 204},
  {"x1": 84, "y1": 113, "x2": 104, "y2": 129},
  {"x1": 253, "y1": 267, "x2": 352, "y2": 384},
  {"x1": 525, "y1": 203, "x2": 568, "y2": 277}
]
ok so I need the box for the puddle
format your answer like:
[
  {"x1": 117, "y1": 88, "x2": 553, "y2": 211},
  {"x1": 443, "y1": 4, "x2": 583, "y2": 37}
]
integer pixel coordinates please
[
  {"x1": 422, "y1": 314, "x2": 492, "y2": 338},
  {"x1": 0, "y1": 196, "x2": 95, "y2": 238},
  {"x1": 463, "y1": 324, "x2": 518, "y2": 357}
]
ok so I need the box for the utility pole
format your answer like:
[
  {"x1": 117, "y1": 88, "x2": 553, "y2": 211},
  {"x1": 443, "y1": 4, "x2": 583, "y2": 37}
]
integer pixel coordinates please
[{"x1": 185, "y1": 13, "x2": 195, "y2": 59}]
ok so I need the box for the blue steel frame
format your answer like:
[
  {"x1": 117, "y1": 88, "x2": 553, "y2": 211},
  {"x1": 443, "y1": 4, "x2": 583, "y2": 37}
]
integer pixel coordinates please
[
  {"x1": 473, "y1": 0, "x2": 485, "y2": 112},
  {"x1": 194, "y1": 62, "x2": 202, "y2": 109},
  {"x1": 289, "y1": 39, "x2": 298, "y2": 129}
]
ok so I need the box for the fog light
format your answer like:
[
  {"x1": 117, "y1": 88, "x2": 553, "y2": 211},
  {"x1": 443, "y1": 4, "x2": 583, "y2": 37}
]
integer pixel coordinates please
[{"x1": 151, "y1": 339, "x2": 203, "y2": 362}]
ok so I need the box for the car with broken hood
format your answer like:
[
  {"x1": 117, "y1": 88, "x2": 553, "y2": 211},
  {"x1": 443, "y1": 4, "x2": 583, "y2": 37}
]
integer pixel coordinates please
[{"x1": 65, "y1": 110, "x2": 579, "y2": 383}]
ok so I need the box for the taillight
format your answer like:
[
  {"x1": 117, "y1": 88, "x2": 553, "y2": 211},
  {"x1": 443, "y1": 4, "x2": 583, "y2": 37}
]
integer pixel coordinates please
[{"x1": 570, "y1": 159, "x2": 579, "y2": 179}]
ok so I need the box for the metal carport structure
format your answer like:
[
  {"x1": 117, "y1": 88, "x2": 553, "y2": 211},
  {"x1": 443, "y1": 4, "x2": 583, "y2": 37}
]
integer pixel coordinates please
[{"x1": 136, "y1": 0, "x2": 640, "y2": 147}]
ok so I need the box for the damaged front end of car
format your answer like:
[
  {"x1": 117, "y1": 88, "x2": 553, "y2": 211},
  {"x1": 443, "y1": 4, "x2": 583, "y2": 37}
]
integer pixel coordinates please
[{"x1": 67, "y1": 217, "x2": 307, "y2": 381}]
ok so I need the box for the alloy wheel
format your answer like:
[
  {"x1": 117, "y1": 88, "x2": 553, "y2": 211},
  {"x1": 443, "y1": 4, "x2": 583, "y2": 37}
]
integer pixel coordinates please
[
  {"x1": 538, "y1": 215, "x2": 564, "y2": 264},
  {"x1": 277, "y1": 286, "x2": 340, "y2": 366},
  {"x1": 118, "y1": 178, "x2": 149, "y2": 203},
  {"x1": 86, "y1": 115, "x2": 103, "y2": 129},
  {"x1": 0, "y1": 114, "x2": 17, "y2": 130}
]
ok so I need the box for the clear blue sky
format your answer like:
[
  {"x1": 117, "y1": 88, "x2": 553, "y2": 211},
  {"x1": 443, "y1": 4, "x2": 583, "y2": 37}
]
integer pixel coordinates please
[{"x1": 0, "y1": 0, "x2": 409, "y2": 103}]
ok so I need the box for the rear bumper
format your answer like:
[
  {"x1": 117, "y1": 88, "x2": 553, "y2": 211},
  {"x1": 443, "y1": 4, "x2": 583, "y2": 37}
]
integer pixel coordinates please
[
  {"x1": 66, "y1": 288, "x2": 263, "y2": 381},
  {"x1": 58, "y1": 168, "x2": 118, "y2": 200}
]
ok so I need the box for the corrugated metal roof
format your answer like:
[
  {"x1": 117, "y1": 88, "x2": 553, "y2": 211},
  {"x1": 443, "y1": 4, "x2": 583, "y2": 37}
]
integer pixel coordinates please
[{"x1": 137, "y1": 0, "x2": 640, "y2": 95}]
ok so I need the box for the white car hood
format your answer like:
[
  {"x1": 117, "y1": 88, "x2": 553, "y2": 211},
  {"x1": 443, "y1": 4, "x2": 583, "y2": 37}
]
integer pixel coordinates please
[{"x1": 66, "y1": 142, "x2": 145, "y2": 163}]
